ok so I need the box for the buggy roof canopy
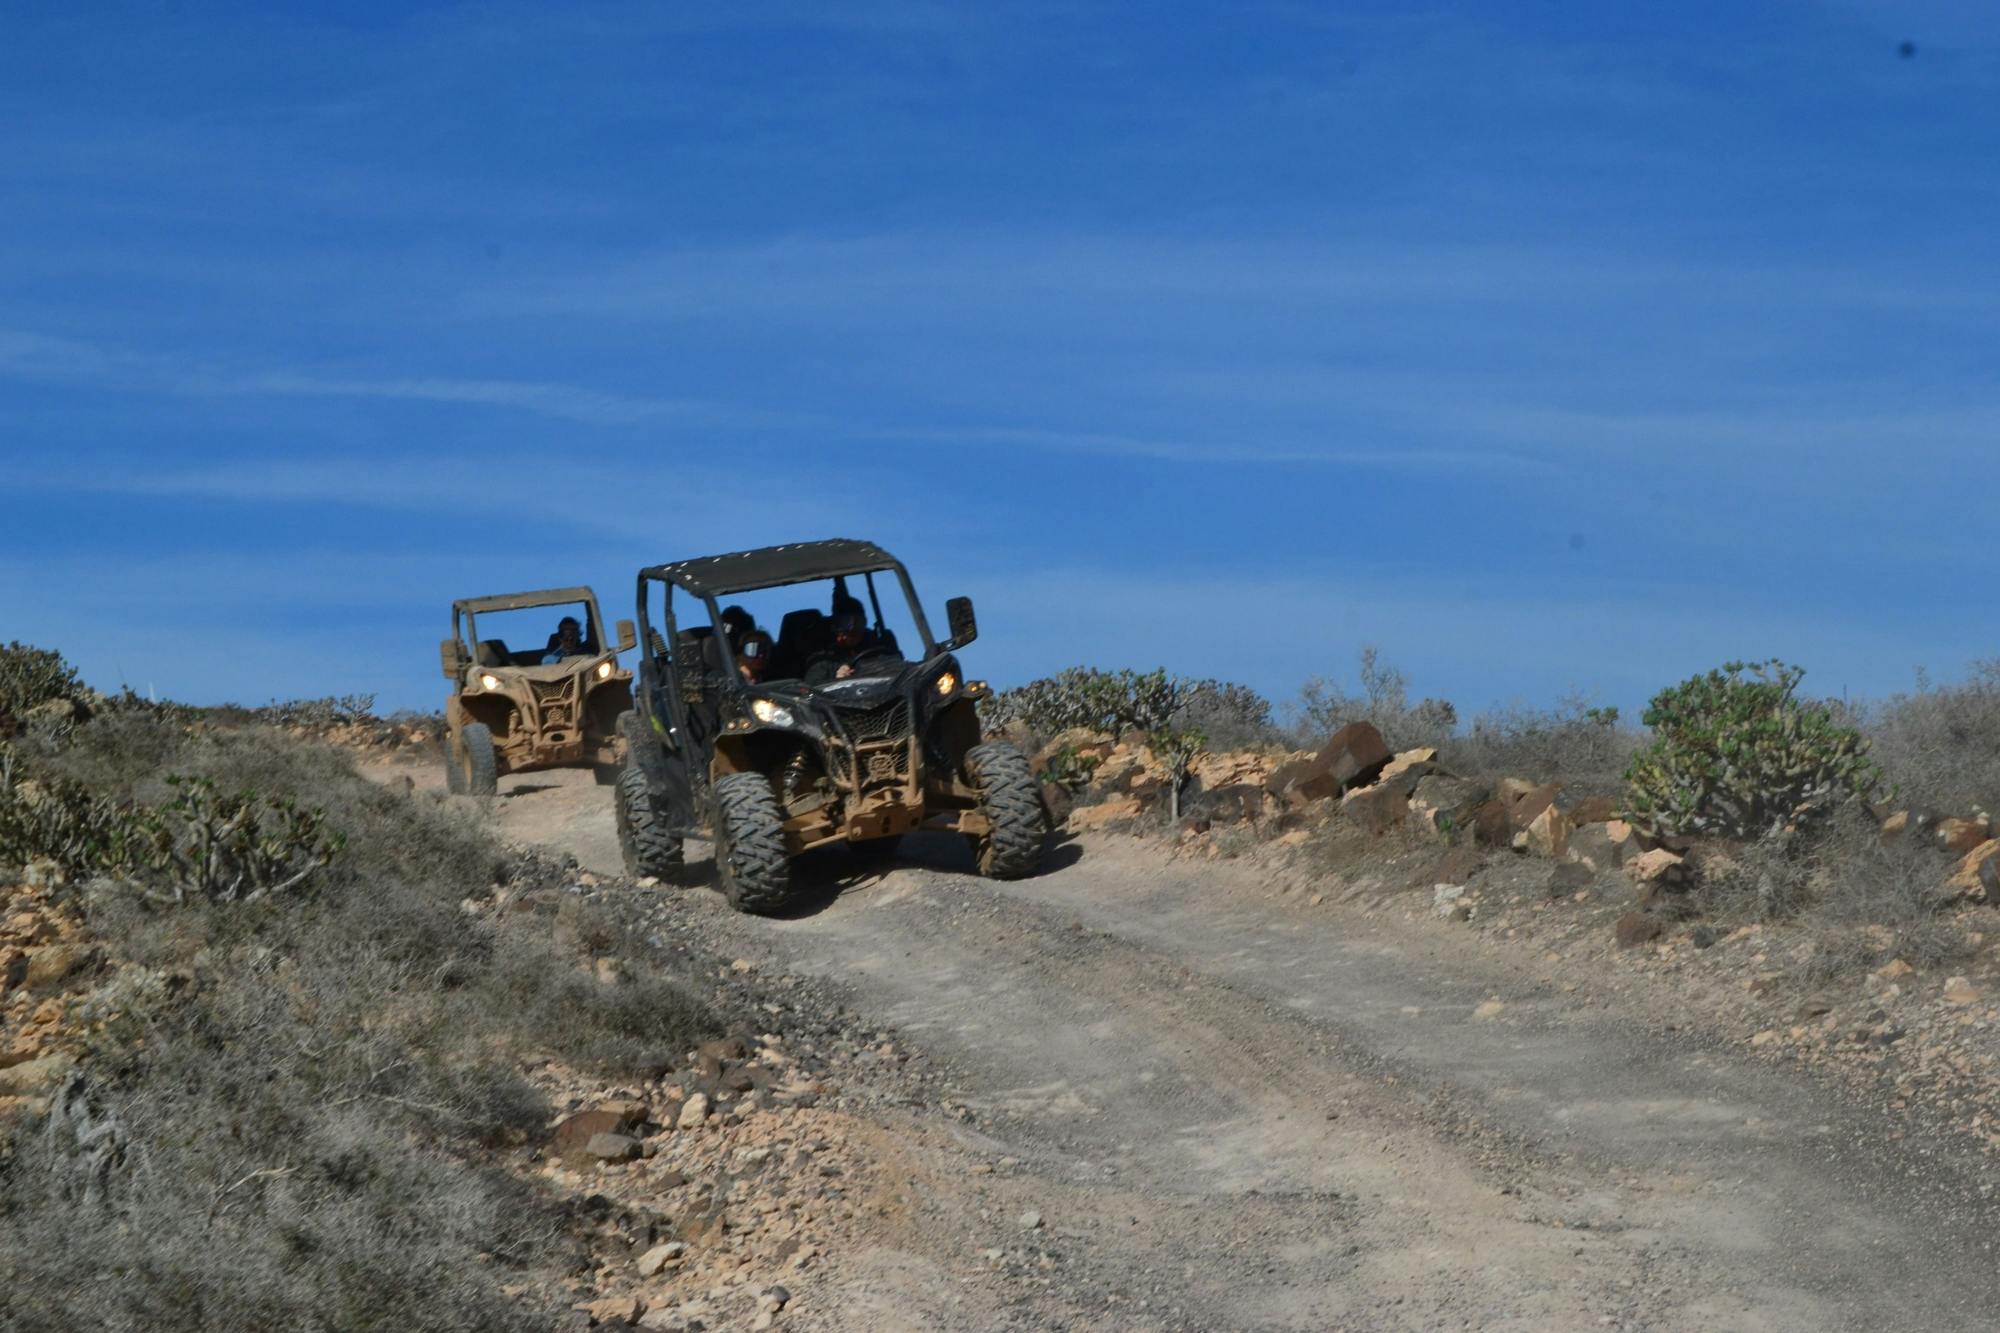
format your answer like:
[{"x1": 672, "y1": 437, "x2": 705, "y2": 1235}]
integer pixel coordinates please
[
  {"x1": 643, "y1": 539, "x2": 901, "y2": 599},
  {"x1": 454, "y1": 587, "x2": 598, "y2": 615}
]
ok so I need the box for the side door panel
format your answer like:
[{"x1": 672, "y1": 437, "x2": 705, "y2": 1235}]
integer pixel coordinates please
[{"x1": 636, "y1": 578, "x2": 702, "y2": 833}]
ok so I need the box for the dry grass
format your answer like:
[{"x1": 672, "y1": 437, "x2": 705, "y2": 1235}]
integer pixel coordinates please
[
  {"x1": 0, "y1": 701, "x2": 720, "y2": 1330},
  {"x1": 1444, "y1": 697, "x2": 1641, "y2": 797},
  {"x1": 1687, "y1": 807, "x2": 1974, "y2": 983},
  {"x1": 1861, "y1": 661, "x2": 2000, "y2": 819}
]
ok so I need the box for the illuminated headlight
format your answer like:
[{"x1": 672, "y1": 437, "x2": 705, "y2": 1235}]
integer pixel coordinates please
[
  {"x1": 934, "y1": 671, "x2": 957, "y2": 697},
  {"x1": 596, "y1": 661, "x2": 614, "y2": 680},
  {"x1": 478, "y1": 673, "x2": 501, "y2": 691},
  {"x1": 750, "y1": 698, "x2": 793, "y2": 727}
]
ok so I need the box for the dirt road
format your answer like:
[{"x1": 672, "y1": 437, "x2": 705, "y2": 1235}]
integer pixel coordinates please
[{"x1": 427, "y1": 764, "x2": 2000, "y2": 1331}]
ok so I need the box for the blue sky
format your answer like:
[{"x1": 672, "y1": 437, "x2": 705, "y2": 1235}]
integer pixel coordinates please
[{"x1": 3, "y1": 2, "x2": 1995, "y2": 717}]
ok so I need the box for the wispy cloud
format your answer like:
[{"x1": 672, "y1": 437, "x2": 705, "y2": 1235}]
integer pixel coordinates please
[
  {"x1": 0, "y1": 328, "x2": 785, "y2": 428},
  {"x1": 881, "y1": 423, "x2": 1560, "y2": 473},
  {"x1": 0, "y1": 326, "x2": 1561, "y2": 477},
  {"x1": 455, "y1": 230, "x2": 2000, "y2": 327}
]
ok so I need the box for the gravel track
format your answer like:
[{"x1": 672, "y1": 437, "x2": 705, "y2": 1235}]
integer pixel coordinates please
[{"x1": 421, "y1": 763, "x2": 2000, "y2": 1331}]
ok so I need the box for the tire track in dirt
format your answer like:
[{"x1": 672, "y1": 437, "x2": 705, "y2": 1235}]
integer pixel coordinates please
[{"x1": 397, "y1": 761, "x2": 2000, "y2": 1331}]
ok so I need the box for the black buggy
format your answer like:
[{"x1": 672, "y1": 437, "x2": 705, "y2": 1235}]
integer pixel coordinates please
[{"x1": 614, "y1": 539, "x2": 1046, "y2": 914}]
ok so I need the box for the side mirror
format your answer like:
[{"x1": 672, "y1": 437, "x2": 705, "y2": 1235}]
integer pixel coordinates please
[
  {"x1": 941, "y1": 596, "x2": 977, "y2": 650},
  {"x1": 615, "y1": 619, "x2": 637, "y2": 652},
  {"x1": 439, "y1": 639, "x2": 467, "y2": 680}
]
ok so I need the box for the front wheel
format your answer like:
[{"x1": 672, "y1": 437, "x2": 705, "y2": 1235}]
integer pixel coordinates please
[
  {"x1": 712, "y1": 773, "x2": 797, "y2": 915},
  {"x1": 964, "y1": 742, "x2": 1046, "y2": 880},
  {"x1": 460, "y1": 721, "x2": 498, "y2": 796},
  {"x1": 615, "y1": 761, "x2": 686, "y2": 882}
]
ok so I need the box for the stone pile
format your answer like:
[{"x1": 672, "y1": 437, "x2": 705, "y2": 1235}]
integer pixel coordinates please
[
  {"x1": 0, "y1": 865, "x2": 98, "y2": 1110},
  {"x1": 1880, "y1": 810, "x2": 2000, "y2": 903},
  {"x1": 532, "y1": 1030, "x2": 874, "y2": 1330}
]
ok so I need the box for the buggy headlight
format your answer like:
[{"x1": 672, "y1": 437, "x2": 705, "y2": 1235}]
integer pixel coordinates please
[
  {"x1": 750, "y1": 698, "x2": 793, "y2": 727},
  {"x1": 479, "y1": 673, "x2": 500, "y2": 691},
  {"x1": 596, "y1": 661, "x2": 614, "y2": 680},
  {"x1": 934, "y1": 671, "x2": 957, "y2": 697}
]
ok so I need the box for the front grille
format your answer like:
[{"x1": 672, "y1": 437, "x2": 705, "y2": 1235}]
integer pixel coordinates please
[
  {"x1": 828, "y1": 741, "x2": 911, "y2": 788},
  {"x1": 531, "y1": 678, "x2": 578, "y2": 728},
  {"x1": 835, "y1": 697, "x2": 912, "y2": 743}
]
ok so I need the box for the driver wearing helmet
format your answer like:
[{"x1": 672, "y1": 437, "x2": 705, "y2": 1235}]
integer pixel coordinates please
[{"x1": 804, "y1": 604, "x2": 900, "y2": 685}]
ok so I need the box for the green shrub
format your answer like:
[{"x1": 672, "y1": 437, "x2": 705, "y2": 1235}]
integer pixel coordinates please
[
  {"x1": 0, "y1": 751, "x2": 343, "y2": 905},
  {"x1": 0, "y1": 750, "x2": 137, "y2": 879},
  {"x1": 985, "y1": 667, "x2": 1275, "y2": 752},
  {"x1": 1624, "y1": 660, "x2": 1882, "y2": 839},
  {"x1": 1036, "y1": 742, "x2": 1103, "y2": 792},
  {"x1": 984, "y1": 666, "x2": 1183, "y2": 740},
  {"x1": 0, "y1": 642, "x2": 82, "y2": 730},
  {"x1": 1151, "y1": 725, "x2": 1208, "y2": 820}
]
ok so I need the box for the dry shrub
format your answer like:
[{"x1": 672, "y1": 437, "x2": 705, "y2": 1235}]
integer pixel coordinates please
[
  {"x1": 1691, "y1": 807, "x2": 1973, "y2": 982},
  {"x1": 1445, "y1": 696, "x2": 1639, "y2": 795},
  {"x1": 1863, "y1": 661, "x2": 2000, "y2": 819},
  {"x1": 1292, "y1": 647, "x2": 1456, "y2": 752}
]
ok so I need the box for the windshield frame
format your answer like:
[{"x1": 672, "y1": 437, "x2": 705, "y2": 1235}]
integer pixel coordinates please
[
  {"x1": 456, "y1": 594, "x2": 606, "y2": 667},
  {"x1": 646, "y1": 561, "x2": 940, "y2": 692}
]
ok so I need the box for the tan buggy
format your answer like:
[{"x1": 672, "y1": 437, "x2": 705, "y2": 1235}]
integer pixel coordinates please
[{"x1": 438, "y1": 586, "x2": 637, "y2": 795}]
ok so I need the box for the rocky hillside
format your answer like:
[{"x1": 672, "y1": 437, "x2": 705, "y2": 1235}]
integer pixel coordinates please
[{"x1": 0, "y1": 647, "x2": 953, "y2": 1331}]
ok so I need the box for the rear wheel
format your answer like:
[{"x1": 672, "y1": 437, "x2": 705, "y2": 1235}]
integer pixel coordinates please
[
  {"x1": 615, "y1": 761, "x2": 685, "y2": 882},
  {"x1": 460, "y1": 722, "x2": 498, "y2": 796},
  {"x1": 444, "y1": 731, "x2": 467, "y2": 794},
  {"x1": 965, "y1": 742, "x2": 1045, "y2": 879},
  {"x1": 713, "y1": 773, "x2": 797, "y2": 915}
]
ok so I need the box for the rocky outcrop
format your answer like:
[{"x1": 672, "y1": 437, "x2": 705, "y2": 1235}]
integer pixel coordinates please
[{"x1": 1288, "y1": 723, "x2": 1392, "y2": 803}]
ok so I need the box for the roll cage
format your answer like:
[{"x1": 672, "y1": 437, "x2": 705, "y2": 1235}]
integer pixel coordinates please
[
  {"x1": 451, "y1": 586, "x2": 608, "y2": 667},
  {"x1": 634, "y1": 539, "x2": 943, "y2": 690}
]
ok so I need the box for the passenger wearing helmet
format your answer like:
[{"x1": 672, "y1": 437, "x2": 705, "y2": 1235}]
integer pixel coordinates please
[{"x1": 735, "y1": 628, "x2": 775, "y2": 684}]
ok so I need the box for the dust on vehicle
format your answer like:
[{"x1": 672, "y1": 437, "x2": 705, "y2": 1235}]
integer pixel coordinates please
[
  {"x1": 438, "y1": 586, "x2": 636, "y2": 795},
  {"x1": 615, "y1": 539, "x2": 1045, "y2": 913}
]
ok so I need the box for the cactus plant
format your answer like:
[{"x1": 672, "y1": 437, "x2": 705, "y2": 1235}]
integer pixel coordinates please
[{"x1": 1623, "y1": 660, "x2": 1882, "y2": 840}]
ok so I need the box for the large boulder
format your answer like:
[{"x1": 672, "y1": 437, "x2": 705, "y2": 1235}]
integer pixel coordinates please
[
  {"x1": 1192, "y1": 751, "x2": 1276, "y2": 792},
  {"x1": 1030, "y1": 727, "x2": 1115, "y2": 776},
  {"x1": 1625, "y1": 848, "x2": 1689, "y2": 905},
  {"x1": 1568, "y1": 822, "x2": 1616, "y2": 871},
  {"x1": 1291, "y1": 723, "x2": 1393, "y2": 803},
  {"x1": 1506, "y1": 783, "x2": 1563, "y2": 833},
  {"x1": 1945, "y1": 841, "x2": 2000, "y2": 902},
  {"x1": 1470, "y1": 799, "x2": 1514, "y2": 848},
  {"x1": 1263, "y1": 755, "x2": 1315, "y2": 798},
  {"x1": 1568, "y1": 795, "x2": 1617, "y2": 826},
  {"x1": 1936, "y1": 817, "x2": 1991, "y2": 857},
  {"x1": 1340, "y1": 781, "x2": 1409, "y2": 834},
  {"x1": 1376, "y1": 747, "x2": 1439, "y2": 794},
  {"x1": 1070, "y1": 797, "x2": 1143, "y2": 831},
  {"x1": 1409, "y1": 774, "x2": 1491, "y2": 839},
  {"x1": 1605, "y1": 819, "x2": 1654, "y2": 867},
  {"x1": 1520, "y1": 803, "x2": 1573, "y2": 859}
]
